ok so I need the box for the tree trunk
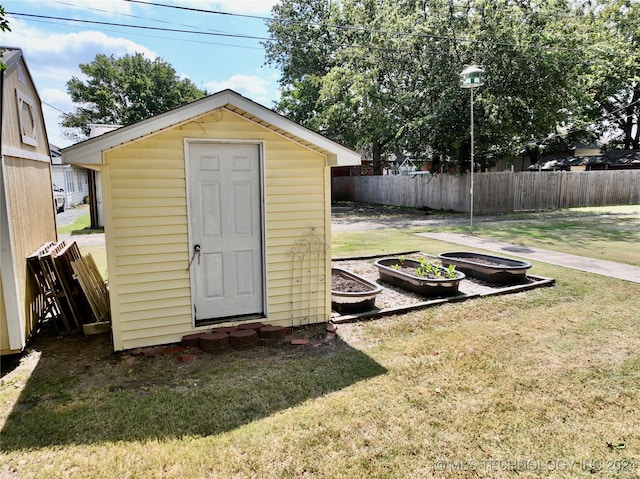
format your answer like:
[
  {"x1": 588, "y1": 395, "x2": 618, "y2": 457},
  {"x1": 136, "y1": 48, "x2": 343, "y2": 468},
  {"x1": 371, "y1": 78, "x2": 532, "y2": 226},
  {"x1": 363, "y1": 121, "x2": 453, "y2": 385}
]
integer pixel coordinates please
[
  {"x1": 633, "y1": 87, "x2": 640, "y2": 149},
  {"x1": 526, "y1": 146, "x2": 540, "y2": 167},
  {"x1": 623, "y1": 87, "x2": 640, "y2": 150},
  {"x1": 372, "y1": 142, "x2": 383, "y2": 175}
]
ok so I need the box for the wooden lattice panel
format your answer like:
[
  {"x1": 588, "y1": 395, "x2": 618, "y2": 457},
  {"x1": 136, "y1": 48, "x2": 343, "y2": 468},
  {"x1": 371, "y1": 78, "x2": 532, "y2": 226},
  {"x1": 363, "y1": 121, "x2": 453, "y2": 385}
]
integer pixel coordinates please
[{"x1": 71, "y1": 254, "x2": 110, "y2": 324}]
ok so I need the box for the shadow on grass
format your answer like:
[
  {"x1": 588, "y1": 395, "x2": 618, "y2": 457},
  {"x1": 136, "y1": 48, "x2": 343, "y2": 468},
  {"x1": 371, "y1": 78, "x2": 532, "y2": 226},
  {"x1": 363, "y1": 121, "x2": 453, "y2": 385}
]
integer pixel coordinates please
[{"x1": 1, "y1": 324, "x2": 386, "y2": 450}]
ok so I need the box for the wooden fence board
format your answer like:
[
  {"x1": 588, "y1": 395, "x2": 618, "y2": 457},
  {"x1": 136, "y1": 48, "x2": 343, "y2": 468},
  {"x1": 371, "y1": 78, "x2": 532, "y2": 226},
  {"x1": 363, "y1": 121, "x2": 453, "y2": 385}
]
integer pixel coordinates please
[{"x1": 333, "y1": 170, "x2": 640, "y2": 213}]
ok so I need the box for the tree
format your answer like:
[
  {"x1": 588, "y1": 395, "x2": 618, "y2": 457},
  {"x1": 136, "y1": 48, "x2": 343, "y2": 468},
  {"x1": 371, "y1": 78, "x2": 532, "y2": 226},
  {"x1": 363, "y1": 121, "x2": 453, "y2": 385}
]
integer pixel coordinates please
[
  {"x1": 582, "y1": 0, "x2": 640, "y2": 150},
  {"x1": 0, "y1": 6, "x2": 11, "y2": 72},
  {"x1": 264, "y1": 0, "x2": 601, "y2": 173},
  {"x1": 266, "y1": 0, "x2": 429, "y2": 174},
  {"x1": 62, "y1": 53, "x2": 207, "y2": 138},
  {"x1": 459, "y1": 0, "x2": 594, "y2": 167}
]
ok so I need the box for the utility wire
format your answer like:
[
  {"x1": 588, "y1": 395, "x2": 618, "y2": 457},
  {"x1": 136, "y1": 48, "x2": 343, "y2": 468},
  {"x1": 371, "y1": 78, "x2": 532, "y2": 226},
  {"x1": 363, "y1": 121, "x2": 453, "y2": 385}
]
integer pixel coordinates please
[
  {"x1": 43, "y1": 101, "x2": 68, "y2": 114},
  {"x1": 124, "y1": 0, "x2": 271, "y2": 21},
  {"x1": 13, "y1": 0, "x2": 628, "y2": 59},
  {"x1": 19, "y1": 16, "x2": 263, "y2": 50},
  {"x1": 7, "y1": 12, "x2": 269, "y2": 41},
  {"x1": 125, "y1": 0, "x2": 605, "y2": 23},
  {"x1": 7, "y1": 9, "x2": 622, "y2": 63},
  {"x1": 51, "y1": 0, "x2": 232, "y2": 35},
  {"x1": 123, "y1": 0, "x2": 625, "y2": 57}
]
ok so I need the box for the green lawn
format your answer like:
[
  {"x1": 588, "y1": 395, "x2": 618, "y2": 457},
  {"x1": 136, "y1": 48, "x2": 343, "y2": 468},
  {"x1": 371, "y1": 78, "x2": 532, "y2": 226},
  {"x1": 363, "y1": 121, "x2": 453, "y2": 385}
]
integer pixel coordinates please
[
  {"x1": 1, "y1": 207, "x2": 637, "y2": 478},
  {"x1": 437, "y1": 205, "x2": 640, "y2": 266},
  {"x1": 56, "y1": 208, "x2": 107, "y2": 278}
]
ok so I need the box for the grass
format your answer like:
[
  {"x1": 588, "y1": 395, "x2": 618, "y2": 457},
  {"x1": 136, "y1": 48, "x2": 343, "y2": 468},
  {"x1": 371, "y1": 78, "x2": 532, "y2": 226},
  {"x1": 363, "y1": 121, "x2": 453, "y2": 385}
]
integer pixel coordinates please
[
  {"x1": 1, "y1": 209, "x2": 638, "y2": 478},
  {"x1": 77, "y1": 245, "x2": 108, "y2": 280},
  {"x1": 56, "y1": 207, "x2": 107, "y2": 278},
  {"x1": 439, "y1": 205, "x2": 640, "y2": 266},
  {"x1": 56, "y1": 212, "x2": 91, "y2": 235},
  {"x1": 56, "y1": 208, "x2": 104, "y2": 236}
]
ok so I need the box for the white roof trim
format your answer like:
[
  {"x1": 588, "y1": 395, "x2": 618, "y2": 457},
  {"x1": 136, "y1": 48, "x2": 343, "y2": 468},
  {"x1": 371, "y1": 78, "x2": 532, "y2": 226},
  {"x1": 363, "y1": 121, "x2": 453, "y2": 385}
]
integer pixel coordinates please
[{"x1": 62, "y1": 90, "x2": 361, "y2": 167}]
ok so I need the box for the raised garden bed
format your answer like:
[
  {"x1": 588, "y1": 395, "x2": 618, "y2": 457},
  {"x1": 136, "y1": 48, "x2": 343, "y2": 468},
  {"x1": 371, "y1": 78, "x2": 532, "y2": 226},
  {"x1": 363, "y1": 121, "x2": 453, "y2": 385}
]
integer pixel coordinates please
[
  {"x1": 374, "y1": 257, "x2": 465, "y2": 297},
  {"x1": 438, "y1": 251, "x2": 532, "y2": 284},
  {"x1": 331, "y1": 253, "x2": 555, "y2": 323},
  {"x1": 331, "y1": 267, "x2": 383, "y2": 313}
]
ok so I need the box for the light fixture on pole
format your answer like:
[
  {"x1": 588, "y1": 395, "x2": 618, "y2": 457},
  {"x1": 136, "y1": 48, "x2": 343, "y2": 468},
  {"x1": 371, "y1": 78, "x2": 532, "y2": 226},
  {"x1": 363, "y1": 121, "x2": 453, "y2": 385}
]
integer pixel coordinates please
[{"x1": 460, "y1": 65, "x2": 484, "y2": 235}]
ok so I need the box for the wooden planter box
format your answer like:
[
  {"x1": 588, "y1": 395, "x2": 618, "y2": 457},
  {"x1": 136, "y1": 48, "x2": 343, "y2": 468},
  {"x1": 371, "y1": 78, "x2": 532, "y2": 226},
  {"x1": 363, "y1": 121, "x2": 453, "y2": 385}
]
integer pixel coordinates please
[
  {"x1": 331, "y1": 267, "x2": 383, "y2": 314},
  {"x1": 374, "y1": 258, "x2": 465, "y2": 297},
  {"x1": 438, "y1": 251, "x2": 532, "y2": 285}
]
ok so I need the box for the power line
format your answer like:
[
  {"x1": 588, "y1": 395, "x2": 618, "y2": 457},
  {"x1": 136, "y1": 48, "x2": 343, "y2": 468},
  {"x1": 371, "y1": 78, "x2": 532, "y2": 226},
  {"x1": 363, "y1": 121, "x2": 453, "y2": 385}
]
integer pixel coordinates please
[
  {"x1": 7, "y1": 9, "x2": 621, "y2": 63},
  {"x1": 7, "y1": 11, "x2": 269, "y2": 42},
  {"x1": 51, "y1": 0, "x2": 233, "y2": 36},
  {"x1": 124, "y1": 0, "x2": 272, "y2": 22},
  {"x1": 122, "y1": 0, "x2": 625, "y2": 58},
  {"x1": 13, "y1": 0, "x2": 634, "y2": 60},
  {"x1": 19, "y1": 16, "x2": 264, "y2": 51},
  {"x1": 43, "y1": 101, "x2": 68, "y2": 114}
]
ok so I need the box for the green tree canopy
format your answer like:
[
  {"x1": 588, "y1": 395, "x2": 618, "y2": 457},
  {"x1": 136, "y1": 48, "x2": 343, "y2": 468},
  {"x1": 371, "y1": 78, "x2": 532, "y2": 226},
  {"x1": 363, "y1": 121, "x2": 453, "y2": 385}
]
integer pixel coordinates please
[
  {"x1": 581, "y1": 0, "x2": 640, "y2": 150},
  {"x1": 265, "y1": 0, "x2": 629, "y2": 173},
  {"x1": 62, "y1": 53, "x2": 207, "y2": 138},
  {"x1": 0, "y1": 6, "x2": 11, "y2": 72}
]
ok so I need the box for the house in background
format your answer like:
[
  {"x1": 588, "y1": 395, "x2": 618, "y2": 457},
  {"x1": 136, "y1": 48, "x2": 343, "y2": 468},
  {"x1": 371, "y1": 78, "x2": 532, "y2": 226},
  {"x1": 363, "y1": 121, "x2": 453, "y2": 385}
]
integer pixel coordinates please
[
  {"x1": 85, "y1": 124, "x2": 121, "y2": 228},
  {"x1": 50, "y1": 144, "x2": 90, "y2": 210},
  {"x1": 62, "y1": 89, "x2": 361, "y2": 351},
  {"x1": 528, "y1": 150, "x2": 640, "y2": 171},
  {"x1": 1, "y1": 47, "x2": 58, "y2": 355}
]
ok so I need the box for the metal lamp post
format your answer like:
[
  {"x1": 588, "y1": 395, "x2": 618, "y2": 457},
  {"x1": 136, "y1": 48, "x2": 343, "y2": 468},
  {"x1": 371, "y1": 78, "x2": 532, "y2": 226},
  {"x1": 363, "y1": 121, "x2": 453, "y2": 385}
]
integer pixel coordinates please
[{"x1": 460, "y1": 65, "x2": 484, "y2": 235}]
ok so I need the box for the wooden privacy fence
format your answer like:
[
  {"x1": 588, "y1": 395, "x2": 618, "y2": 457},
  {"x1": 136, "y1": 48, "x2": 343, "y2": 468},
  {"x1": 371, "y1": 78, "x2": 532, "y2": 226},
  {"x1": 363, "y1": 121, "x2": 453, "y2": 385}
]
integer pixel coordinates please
[{"x1": 332, "y1": 170, "x2": 640, "y2": 213}]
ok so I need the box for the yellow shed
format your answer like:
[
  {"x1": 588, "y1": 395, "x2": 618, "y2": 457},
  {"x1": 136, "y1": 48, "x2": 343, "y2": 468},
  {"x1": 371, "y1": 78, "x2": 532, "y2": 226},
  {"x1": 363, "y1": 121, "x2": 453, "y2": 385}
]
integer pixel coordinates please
[
  {"x1": 1, "y1": 48, "x2": 58, "y2": 355},
  {"x1": 62, "y1": 90, "x2": 361, "y2": 351}
]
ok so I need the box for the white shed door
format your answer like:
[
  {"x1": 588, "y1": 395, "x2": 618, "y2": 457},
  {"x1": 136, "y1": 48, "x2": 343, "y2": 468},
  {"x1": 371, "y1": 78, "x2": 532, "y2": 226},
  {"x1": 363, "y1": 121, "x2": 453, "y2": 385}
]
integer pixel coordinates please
[{"x1": 188, "y1": 142, "x2": 263, "y2": 323}]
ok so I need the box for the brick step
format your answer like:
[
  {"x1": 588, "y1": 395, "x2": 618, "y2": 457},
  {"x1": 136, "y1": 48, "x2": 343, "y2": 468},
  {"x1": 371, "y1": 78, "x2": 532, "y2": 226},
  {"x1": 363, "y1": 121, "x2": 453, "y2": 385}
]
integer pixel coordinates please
[
  {"x1": 199, "y1": 332, "x2": 230, "y2": 354},
  {"x1": 229, "y1": 329, "x2": 258, "y2": 349}
]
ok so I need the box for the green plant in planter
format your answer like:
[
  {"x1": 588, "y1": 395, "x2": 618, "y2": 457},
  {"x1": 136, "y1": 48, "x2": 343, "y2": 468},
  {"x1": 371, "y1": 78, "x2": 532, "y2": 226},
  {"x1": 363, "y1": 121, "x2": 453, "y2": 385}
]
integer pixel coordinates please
[
  {"x1": 444, "y1": 263, "x2": 457, "y2": 278},
  {"x1": 415, "y1": 258, "x2": 457, "y2": 279}
]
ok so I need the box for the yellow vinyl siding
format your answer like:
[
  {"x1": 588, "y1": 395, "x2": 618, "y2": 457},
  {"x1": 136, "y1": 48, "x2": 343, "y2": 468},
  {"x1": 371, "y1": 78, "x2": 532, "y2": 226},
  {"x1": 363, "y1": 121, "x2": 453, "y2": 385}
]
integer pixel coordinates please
[
  {"x1": 119, "y1": 288, "x2": 191, "y2": 309},
  {"x1": 103, "y1": 108, "x2": 330, "y2": 350}
]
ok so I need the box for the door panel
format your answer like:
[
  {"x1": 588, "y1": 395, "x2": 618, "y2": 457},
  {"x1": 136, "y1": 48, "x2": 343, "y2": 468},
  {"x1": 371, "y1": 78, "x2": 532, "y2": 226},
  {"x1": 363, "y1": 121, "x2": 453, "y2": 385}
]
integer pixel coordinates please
[
  {"x1": 189, "y1": 142, "x2": 263, "y2": 322},
  {"x1": 201, "y1": 182, "x2": 222, "y2": 236}
]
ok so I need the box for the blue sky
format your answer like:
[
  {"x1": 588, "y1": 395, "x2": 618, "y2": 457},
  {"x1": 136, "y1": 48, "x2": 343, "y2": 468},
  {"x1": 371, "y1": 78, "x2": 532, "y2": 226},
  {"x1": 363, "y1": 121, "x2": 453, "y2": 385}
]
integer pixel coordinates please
[{"x1": 3, "y1": 0, "x2": 281, "y2": 147}]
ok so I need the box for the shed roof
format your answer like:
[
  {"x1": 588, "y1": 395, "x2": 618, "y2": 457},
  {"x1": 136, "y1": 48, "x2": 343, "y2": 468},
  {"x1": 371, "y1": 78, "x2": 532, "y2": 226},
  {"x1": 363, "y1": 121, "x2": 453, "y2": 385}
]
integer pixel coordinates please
[
  {"x1": 62, "y1": 89, "x2": 361, "y2": 167},
  {"x1": 1, "y1": 47, "x2": 42, "y2": 105}
]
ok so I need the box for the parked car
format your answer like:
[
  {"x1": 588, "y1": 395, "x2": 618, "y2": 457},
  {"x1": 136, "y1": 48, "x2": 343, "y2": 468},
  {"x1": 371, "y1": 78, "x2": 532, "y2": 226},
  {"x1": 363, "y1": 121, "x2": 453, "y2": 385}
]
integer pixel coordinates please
[{"x1": 53, "y1": 184, "x2": 65, "y2": 213}]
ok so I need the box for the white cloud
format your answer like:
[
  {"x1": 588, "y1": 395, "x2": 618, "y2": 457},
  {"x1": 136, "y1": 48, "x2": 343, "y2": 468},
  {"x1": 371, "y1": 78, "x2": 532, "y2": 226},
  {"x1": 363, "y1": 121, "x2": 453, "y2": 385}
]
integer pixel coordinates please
[
  {"x1": 4, "y1": 20, "x2": 157, "y2": 64},
  {"x1": 204, "y1": 73, "x2": 274, "y2": 105},
  {"x1": 4, "y1": 18, "x2": 157, "y2": 147}
]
